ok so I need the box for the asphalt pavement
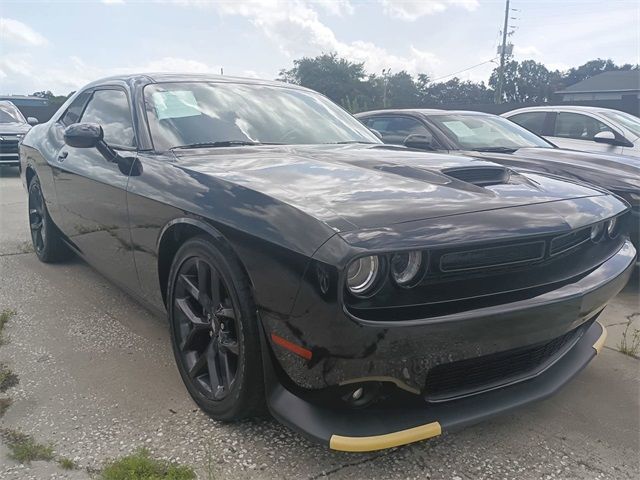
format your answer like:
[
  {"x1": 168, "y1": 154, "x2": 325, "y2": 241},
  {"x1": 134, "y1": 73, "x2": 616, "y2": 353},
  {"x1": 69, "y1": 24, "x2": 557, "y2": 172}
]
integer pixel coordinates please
[{"x1": 0, "y1": 166, "x2": 638, "y2": 479}]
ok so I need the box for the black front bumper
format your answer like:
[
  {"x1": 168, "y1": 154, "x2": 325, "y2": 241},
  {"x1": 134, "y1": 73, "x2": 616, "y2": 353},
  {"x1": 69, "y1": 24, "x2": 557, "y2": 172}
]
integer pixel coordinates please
[
  {"x1": 265, "y1": 320, "x2": 607, "y2": 452},
  {"x1": 262, "y1": 239, "x2": 634, "y2": 451}
]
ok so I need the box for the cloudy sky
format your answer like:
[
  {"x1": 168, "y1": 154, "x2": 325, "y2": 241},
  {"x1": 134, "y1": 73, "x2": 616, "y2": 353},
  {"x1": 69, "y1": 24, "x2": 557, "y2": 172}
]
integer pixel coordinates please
[{"x1": 0, "y1": 0, "x2": 638, "y2": 95}]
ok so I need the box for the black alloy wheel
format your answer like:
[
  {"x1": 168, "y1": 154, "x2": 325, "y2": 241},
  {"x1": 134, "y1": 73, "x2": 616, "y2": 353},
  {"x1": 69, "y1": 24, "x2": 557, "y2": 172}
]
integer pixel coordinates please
[
  {"x1": 27, "y1": 177, "x2": 68, "y2": 263},
  {"x1": 28, "y1": 180, "x2": 47, "y2": 256},
  {"x1": 174, "y1": 256, "x2": 240, "y2": 400},
  {"x1": 168, "y1": 236, "x2": 264, "y2": 420}
]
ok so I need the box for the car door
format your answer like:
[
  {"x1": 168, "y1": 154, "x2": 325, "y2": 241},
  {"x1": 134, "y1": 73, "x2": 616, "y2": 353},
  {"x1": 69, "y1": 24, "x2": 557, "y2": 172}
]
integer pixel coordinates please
[
  {"x1": 547, "y1": 111, "x2": 623, "y2": 155},
  {"x1": 506, "y1": 111, "x2": 550, "y2": 137},
  {"x1": 53, "y1": 87, "x2": 140, "y2": 292}
]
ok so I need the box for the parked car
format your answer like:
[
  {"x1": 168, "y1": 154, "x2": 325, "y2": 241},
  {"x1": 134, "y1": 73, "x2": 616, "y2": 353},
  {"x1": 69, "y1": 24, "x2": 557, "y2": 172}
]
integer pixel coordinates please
[
  {"x1": 356, "y1": 109, "x2": 639, "y2": 251},
  {"x1": 21, "y1": 75, "x2": 634, "y2": 452},
  {"x1": 502, "y1": 106, "x2": 640, "y2": 158},
  {"x1": 0, "y1": 100, "x2": 38, "y2": 167}
]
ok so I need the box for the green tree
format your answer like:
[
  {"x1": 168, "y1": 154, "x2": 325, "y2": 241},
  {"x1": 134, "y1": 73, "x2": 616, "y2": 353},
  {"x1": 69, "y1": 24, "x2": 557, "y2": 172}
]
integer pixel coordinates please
[
  {"x1": 562, "y1": 58, "x2": 635, "y2": 87},
  {"x1": 419, "y1": 77, "x2": 493, "y2": 106},
  {"x1": 489, "y1": 60, "x2": 557, "y2": 103},
  {"x1": 278, "y1": 52, "x2": 370, "y2": 110}
]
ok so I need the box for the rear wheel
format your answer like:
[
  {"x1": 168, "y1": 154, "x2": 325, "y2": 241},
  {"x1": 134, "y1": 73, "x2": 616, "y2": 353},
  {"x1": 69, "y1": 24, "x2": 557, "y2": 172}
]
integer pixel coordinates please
[
  {"x1": 28, "y1": 177, "x2": 69, "y2": 263},
  {"x1": 168, "y1": 235, "x2": 264, "y2": 420}
]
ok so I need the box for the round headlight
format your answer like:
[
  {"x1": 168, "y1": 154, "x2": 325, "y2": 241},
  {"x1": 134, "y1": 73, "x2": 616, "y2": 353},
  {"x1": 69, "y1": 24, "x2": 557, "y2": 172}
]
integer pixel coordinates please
[
  {"x1": 390, "y1": 251, "x2": 423, "y2": 287},
  {"x1": 590, "y1": 222, "x2": 605, "y2": 242},
  {"x1": 346, "y1": 256, "x2": 380, "y2": 296},
  {"x1": 606, "y1": 217, "x2": 619, "y2": 238}
]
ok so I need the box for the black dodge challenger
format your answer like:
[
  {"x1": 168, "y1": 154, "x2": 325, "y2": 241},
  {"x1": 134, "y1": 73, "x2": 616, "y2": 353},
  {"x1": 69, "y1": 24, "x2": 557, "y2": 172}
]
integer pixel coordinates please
[{"x1": 20, "y1": 74, "x2": 635, "y2": 452}]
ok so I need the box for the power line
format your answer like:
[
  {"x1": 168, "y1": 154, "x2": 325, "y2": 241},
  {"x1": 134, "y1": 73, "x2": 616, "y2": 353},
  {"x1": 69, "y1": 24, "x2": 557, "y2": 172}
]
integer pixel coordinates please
[{"x1": 430, "y1": 58, "x2": 498, "y2": 82}]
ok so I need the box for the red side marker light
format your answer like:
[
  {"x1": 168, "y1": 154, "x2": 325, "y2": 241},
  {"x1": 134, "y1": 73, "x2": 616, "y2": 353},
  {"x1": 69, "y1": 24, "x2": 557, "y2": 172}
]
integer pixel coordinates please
[{"x1": 271, "y1": 333, "x2": 313, "y2": 360}]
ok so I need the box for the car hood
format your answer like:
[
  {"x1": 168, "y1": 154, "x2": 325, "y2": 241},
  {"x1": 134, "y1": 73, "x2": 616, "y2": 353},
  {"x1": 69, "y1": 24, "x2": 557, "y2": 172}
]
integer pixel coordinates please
[
  {"x1": 0, "y1": 122, "x2": 30, "y2": 135},
  {"x1": 465, "y1": 147, "x2": 640, "y2": 191},
  {"x1": 174, "y1": 144, "x2": 608, "y2": 230}
]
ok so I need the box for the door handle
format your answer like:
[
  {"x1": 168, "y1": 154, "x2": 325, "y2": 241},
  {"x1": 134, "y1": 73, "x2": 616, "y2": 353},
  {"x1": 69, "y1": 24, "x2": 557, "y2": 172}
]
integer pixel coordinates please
[{"x1": 57, "y1": 151, "x2": 68, "y2": 162}]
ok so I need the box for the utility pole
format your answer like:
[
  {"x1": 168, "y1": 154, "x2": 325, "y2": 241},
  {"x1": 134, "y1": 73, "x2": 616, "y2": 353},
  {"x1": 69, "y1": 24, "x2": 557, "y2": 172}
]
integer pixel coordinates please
[{"x1": 495, "y1": 0, "x2": 510, "y2": 104}]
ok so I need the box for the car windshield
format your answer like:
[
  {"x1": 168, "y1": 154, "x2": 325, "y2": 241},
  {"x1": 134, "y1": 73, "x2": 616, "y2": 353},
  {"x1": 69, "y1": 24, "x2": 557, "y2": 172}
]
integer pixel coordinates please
[
  {"x1": 599, "y1": 110, "x2": 640, "y2": 138},
  {"x1": 144, "y1": 82, "x2": 380, "y2": 151},
  {"x1": 0, "y1": 102, "x2": 26, "y2": 124},
  {"x1": 429, "y1": 113, "x2": 552, "y2": 151}
]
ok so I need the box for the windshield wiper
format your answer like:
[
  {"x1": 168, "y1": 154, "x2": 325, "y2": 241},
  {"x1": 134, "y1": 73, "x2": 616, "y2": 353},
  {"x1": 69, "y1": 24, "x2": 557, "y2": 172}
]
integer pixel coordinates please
[
  {"x1": 471, "y1": 146, "x2": 519, "y2": 153},
  {"x1": 330, "y1": 141, "x2": 379, "y2": 145},
  {"x1": 171, "y1": 140, "x2": 261, "y2": 150}
]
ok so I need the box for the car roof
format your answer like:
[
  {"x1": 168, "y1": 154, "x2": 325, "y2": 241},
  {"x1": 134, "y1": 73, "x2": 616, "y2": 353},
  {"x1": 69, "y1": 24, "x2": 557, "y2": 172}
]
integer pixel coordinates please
[
  {"x1": 503, "y1": 105, "x2": 624, "y2": 115},
  {"x1": 355, "y1": 108, "x2": 493, "y2": 117},
  {"x1": 83, "y1": 73, "x2": 311, "y2": 92}
]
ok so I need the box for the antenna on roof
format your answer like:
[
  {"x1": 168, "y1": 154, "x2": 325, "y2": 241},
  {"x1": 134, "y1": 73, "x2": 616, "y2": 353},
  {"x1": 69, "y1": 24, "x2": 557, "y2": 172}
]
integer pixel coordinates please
[{"x1": 220, "y1": 67, "x2": 224, "y2": 75}]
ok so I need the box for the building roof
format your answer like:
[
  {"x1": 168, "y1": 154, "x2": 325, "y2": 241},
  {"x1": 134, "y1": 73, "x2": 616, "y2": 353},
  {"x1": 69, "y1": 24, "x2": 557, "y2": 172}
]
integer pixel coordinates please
[{"x1": 556, "y1": 70, "x2": 640, "y2": 94}]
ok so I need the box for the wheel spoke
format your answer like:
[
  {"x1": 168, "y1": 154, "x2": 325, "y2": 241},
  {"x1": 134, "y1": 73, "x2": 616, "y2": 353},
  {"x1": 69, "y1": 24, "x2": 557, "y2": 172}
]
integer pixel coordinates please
[
  {"x1": 188, "y1": 351, "x2": 208, "y2": 380},
  {"x1": 218, "y1": 349, "x2": 233, "y2": 390},
  {"x1": 179, "y1": 274, "x2": 200, "y2": 300},
  {"x1": 30, "y1": 219, "x2": 43, "y2": 231},
  {"x1": 205, "y1": 340, "x2": 224, "y2": 398},
  {"x1": 176, "y1": 298, "x2": 208, "y2": 327}
]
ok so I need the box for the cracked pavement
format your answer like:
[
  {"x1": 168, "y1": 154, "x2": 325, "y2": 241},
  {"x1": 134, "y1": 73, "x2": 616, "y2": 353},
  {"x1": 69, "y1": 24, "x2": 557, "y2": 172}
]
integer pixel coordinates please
[{"x1": 0, "y1": 167, "x2": 639, "y2": 479}]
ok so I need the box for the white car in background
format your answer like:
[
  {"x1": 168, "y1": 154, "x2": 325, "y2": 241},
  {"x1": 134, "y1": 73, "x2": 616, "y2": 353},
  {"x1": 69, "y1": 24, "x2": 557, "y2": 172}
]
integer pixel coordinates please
[{"x1": 503, "y1": 106, "x2": 640, "y2": 158}]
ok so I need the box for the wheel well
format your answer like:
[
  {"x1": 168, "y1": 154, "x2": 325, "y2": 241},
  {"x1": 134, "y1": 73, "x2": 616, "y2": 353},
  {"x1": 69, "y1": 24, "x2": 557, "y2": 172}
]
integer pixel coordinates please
[
  {"x1": 25, "y1": 166, "x2": 36, "y2": 188},
  {"x1": 157, "y1": 222, "x2": 254, "y2": 307}
]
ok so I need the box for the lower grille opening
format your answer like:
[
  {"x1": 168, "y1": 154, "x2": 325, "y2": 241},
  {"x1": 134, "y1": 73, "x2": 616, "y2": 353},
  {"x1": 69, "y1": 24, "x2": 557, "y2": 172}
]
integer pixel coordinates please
[{"x1": 424, "y1": 322, "x2": 589, "y2": 402}]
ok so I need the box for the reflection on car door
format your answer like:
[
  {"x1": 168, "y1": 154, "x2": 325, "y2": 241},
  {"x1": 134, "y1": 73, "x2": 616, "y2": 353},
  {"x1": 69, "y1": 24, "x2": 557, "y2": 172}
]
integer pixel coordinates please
[
  {"x1": 547, "y1": 112, "x2": 623, "y2": 155},
  {"x1": 53, "y1": 88, "x2": 140, "y2": 293}
]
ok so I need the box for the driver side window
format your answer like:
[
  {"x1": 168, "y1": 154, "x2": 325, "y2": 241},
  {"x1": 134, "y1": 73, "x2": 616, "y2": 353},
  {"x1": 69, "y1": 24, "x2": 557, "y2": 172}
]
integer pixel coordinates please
[
  {"x1": 365, "y1": 116, "x2": 433, "y2": 146},
  {"x1": 80, "y1": 89, "x2": 136, "y2": 148},
  {"x1": 554, "y1": 113, "x2": 612, "y2": 140}
]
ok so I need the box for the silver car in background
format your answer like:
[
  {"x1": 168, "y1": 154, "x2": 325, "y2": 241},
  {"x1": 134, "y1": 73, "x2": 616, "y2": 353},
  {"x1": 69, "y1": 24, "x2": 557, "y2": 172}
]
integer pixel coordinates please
[{"x1": 503, "y1": 106, "x2": 640, "y2": 158}]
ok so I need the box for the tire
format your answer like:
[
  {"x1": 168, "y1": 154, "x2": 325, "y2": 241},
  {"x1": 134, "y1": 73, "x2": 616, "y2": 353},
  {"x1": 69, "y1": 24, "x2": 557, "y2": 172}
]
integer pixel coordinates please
[
  {"x1": 28, "y1": 177, "x2": 69, "y2": 263},
  {"x1": 167, "y1": 235, "x2": 265, "y2": 420}
]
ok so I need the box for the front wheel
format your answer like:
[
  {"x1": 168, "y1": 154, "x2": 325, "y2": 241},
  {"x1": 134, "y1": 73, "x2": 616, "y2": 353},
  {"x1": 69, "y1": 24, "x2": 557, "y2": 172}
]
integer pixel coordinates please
[
  {"x1": 167, "y1": 235, "x2": 265, "y2": 420},
  {"x1": 28, "y1": 177, "x2": 69, "y2": 263}
]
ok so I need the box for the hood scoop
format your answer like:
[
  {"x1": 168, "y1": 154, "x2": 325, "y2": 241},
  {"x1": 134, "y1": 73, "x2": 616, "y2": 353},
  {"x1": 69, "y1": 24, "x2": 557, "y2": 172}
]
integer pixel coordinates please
[{"x1": 442, "y1": 166, "x2": 511, "y2": 186}]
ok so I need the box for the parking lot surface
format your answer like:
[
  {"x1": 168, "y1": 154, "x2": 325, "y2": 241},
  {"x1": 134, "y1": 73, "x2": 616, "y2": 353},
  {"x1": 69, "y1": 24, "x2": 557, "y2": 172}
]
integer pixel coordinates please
[{"x1": 0, "y1": 167, "x2": 638, "y2": 479}]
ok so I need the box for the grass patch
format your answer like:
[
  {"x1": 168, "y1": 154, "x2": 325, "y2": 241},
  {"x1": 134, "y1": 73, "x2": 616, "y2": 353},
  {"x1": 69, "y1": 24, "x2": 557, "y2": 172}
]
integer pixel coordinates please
[
  {"x1": 0, "y1": 308, "x2": 16, "y2": 344},
  {"x1": 0, "y1": 364, "x2": 18, "y2": 392},
  {"x1": 0, "y1": 428, "x2": 54, "y2": 464},
  {"x1": 0, "y1": 397, "x2": 11, "y2": 417},
  {"x1": 101, "y1": 448, "x2": 195, "y2": 480},
  {"x1": 58, "y1": 456, "x2": 77, "y2": 470},
  {"x1": 618, "y1": 322, "x2": 640, "y2": 358}
]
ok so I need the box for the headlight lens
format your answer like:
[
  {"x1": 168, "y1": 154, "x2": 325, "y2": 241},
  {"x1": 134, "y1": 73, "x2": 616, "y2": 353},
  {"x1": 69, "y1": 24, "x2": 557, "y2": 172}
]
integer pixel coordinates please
[
  {"x1": 606, "y1": 217, "x2": 619, "y2": 238},
  {"x1": 591, "y1": 222, "x2": 605, "y2": 242},
  {"x1": 346, "y1": 255, "x2": 380, "y2": 296},
  {"x1": 390, "y1": 251, "x2": 423, "y2": 287}
]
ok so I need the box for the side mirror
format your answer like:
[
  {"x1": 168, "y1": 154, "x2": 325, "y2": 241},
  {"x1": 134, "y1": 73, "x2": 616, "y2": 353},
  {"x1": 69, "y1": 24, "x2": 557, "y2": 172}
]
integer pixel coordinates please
[
  {"x1": 593, "y1": 130, "x2": 630, "y2": 147},
  {"x1": 27, "y1": 117, "x2": 39, "y2": 126},
  {"x1": 404, "y1": 133, "x2": 434, "y2": 150},
  {"x1": 64, "y1": 123, "x2": 103, "y2": 149}
]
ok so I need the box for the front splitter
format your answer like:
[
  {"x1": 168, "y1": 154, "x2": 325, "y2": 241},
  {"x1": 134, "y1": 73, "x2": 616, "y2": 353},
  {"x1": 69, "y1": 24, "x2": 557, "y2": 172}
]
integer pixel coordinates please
[{"x1": 264, "y1": 321, "x2": 606, "y2": 452}]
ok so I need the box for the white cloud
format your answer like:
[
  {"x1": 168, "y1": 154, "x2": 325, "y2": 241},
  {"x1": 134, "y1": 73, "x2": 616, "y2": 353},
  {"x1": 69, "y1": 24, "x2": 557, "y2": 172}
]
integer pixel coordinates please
[
  {"x1": 214, "y1": 0, "x2": 440, "y2": 75},
  {"x1": 0, "y1": 18, "x2": 49, "y2": 46},
  {"x1": 102, "y1": 0, "x2": 125, "y2": 4},
  {"x1": 313, "y1": 0, "x2": 354, "y2": 16},
  {"x1": 513, "y1": 45, "x2": 542, "y2": 58},
  {"x1": 380, "y1": 0, "x2": 479, "y2": 21}
]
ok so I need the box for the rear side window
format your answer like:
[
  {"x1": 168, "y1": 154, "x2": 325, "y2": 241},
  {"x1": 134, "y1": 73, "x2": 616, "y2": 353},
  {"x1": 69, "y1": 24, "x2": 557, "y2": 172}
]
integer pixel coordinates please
[
  {"x1": 509, "y1": 112, "x2": 546, "y2": 135},
  {"x1": 554, "y1": 112, "x2": 612, "y2": 140},
  {"x1": 59, "y1": 92, "x2": 90, "y2": 127},
  {"x1": 364, "y1": 116, "x2": 430, "y2": 145},
  {"x1": 80, "y1": 89, "x2": 136, "y2": 148}
]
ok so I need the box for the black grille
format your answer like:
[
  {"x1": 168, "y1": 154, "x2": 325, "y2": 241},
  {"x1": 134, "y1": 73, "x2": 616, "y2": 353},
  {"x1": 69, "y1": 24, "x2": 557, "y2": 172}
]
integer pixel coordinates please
[
  {"x1": 424, "y1": 326, "x2": 583, "y2": 401},
  {"x1": 0, "y1": 139, "x2": 19, "y2": 154},
  {"x1": 440, "y1": 240, "x2": 545, "y2": 272},
  {"x1": 550, "y1": 227, "x2": 591, "y2": 256},
  {"x1": 443, "y1": 166, "x2": 510, "y2": 186}
]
